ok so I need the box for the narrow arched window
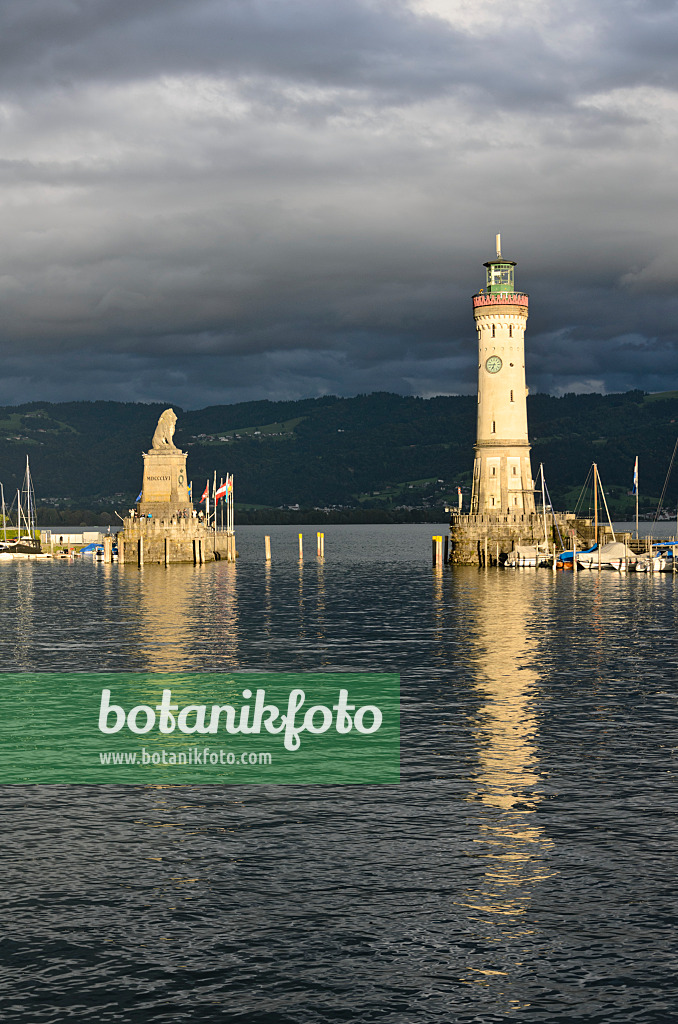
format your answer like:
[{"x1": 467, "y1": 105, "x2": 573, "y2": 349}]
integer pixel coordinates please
[
  {"x1": 492, "y1": 324, "x2": 496, "y2": 338},
  {"x1": 509, "y1": 325, "x2": 513, "y2": 338},
  {"x1": 510, "y1": 390, "x2": 514, "y2": 402},
  {"x1": 492, "y1": 420, "x2": 496, "y2": 433}
]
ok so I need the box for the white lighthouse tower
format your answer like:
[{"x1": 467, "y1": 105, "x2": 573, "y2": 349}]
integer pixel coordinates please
[{"x1": 470, "y1": 235, "x2": 535, "y2": 515}]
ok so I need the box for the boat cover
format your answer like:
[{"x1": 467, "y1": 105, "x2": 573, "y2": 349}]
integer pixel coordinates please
[{"x1": 577, "y1": 541, "x2": 635, "y2": 566}]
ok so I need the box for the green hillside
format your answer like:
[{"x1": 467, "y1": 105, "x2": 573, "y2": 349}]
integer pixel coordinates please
[{"x1": 1, "y1": 390, "x2": 677, "y2": 522}]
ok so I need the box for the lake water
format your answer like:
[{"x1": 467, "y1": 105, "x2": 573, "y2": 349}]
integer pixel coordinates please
[{"x1": 1, "y1": 524, "x2": 677, "y2": 1023}]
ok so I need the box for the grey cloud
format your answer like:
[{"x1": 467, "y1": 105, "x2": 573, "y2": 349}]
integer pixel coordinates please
[{"x1": 0, "y1": 0, "x2": 677, "y2": 407}]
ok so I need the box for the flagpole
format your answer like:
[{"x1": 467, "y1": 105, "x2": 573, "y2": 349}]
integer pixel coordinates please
[
  {"x1": 635, "y1": 456, "x2": 639, "y2": 541},
  {"x1": 213, "y1": 471, "x2": 217, "y2": 550}
]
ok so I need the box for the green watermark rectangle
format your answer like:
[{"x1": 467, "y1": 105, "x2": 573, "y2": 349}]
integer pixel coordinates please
[{"x1": 0, "y1": 673, "x2": 400, "y2": 784}]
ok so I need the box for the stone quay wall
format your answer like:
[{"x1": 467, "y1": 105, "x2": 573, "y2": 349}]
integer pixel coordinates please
[
  {"x1": 118, "y1": 516, "x2": 236, "y2": 564},
  {"x1": 449, "y1": 511, "x2": 591, "y2": 566}
]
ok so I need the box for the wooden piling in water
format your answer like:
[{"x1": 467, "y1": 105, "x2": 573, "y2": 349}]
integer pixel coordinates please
[
  {"x1": 299, "y1": 533, "x2": 303, "y2": 559},
  {"x1": 432, "y1": 536, "x2": 443, "y2": 567},
  {"x1": 265, "y1": 535, "x2": 271, "y2": 561}
]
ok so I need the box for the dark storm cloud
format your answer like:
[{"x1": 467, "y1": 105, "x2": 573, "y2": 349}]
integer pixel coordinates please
[{"x1": 1, "y1": 0, "x2": 678, "y2": 405}]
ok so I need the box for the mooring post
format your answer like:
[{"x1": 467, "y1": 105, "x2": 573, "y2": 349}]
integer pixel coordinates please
[
  {"x1": 444, "y1": 535, "x2": 449, "y2": 564},
  {"x1": 317, "y1": 532, "x2": 324, "y2": 557},
  {"x1": 118, "y1": 535, "x2": 124, "y2": 565},
  {"x1": 164, "y1": 537, "x2": 169, "y2": 567},
  {"x1": 103, "y1": 535, "x2": 112, "y2": 564},
  {"x1": 484, "y1": 536, "x2": 488, "y2": 569},
  {"x1": 138, "y1": 537, "x2": 144, "y2": 567},
  {"x1": 265, "y1": 535, "x2": 271, "y2": 561},
  {"x1": 299, "y1": 533, "x2": 303, "y2": 559}
]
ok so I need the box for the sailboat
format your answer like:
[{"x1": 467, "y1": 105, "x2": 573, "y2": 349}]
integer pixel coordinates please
[
  {"x1": 555, "y1": 463, "x2": 637, "y2": 571},
  {"x1": 574, "y1": 463, "x2": 637, "y2": 571},
  {"x1": 0, "y1": 458, "x2": 43, "y2": 558}
]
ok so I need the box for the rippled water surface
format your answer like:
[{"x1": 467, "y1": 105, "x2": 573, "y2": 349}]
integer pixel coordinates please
[{"x1": 1, "y1": 524, "x2": 677, "y2": 1022}]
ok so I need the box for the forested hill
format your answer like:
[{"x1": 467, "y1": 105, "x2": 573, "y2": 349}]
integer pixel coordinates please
[{"x1": 1, "y1": 390, "x2": 677, "y2": 519}]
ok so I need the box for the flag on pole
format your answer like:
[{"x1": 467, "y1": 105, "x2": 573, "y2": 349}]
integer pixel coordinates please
[
  {"x1": 199, "y1": 481, "x2": 209, "y2": 504},
  {"x1": 227, "y1": 475, "x2": 233, "y2": 494},
  {"x1": 188, "y1": 483, "x2": 192, "y2": 501},
  {"x1": 632, "y1": 456, "x2": 638, "y2": 495},
  {"x1": 215, "y1": 480, "x2": 228, "y2": 502},
  {"x1": 135, "y1": 491, "x2": 142, "y2": 502}
]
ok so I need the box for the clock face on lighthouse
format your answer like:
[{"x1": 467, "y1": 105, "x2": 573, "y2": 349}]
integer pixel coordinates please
[{"x1": 485, "y1": 355, "x2": 502, "y2": 373}]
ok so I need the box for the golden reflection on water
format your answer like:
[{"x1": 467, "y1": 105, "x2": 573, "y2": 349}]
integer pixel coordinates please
[
  {"x1": 316, "y1": 558, "x2": 326, "y2": 660},
  {"x1": 298, "y1": 558, "x2": 306, "y2": 646},
  {"x1": 458, "y1": 572, "x2": 556, "y2": 1000},
  {"x1": 128, "y1": 562, "x2": 240, "y2": 671},
  {"x1": 431, "y1": 565, "x2": 445, "y2": 664},
  {"x1": 14, "y1": 561, "x2": 36, "y2": 662}
]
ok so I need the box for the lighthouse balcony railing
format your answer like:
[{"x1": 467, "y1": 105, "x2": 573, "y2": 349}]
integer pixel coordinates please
[
  {"x1": 472, "y1": 292, "x2": 529, "y2": 306},
  {"x1": 450, "y1": 511, "x2": 576, "y2": 526}
]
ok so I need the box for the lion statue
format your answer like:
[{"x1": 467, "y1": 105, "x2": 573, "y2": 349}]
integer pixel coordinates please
[{"x1": 151, "y1": 408, "x2": 178, "y2": 450}]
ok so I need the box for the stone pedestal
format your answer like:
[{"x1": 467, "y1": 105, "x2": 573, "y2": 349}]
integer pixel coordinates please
[
  {"x1": 138, "y1": 447, "x2": 191, "y2": 520},
  {"x1": 118, "y1": 515, "x2": 236, "y2": 564}
]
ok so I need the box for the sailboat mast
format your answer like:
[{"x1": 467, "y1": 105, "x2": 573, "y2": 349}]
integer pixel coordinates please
[
  {"x1": 25, "y1": 457, "x2": 34, "y2": 540},
  {"x1": 540, "y1": 463, "x2": 549, "y2": 544},
  {"x1": 0, "y1": 483, "x2": 6, "y2": 543},
  {"x1": 593, "y1": 462, "x2": 598, "y2": 546},
  {"x1": 639, "y1": 456, "x2": 643, "y2": 544}
]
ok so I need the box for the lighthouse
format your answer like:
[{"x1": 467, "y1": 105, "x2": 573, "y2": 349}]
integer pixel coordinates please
[{"x1": 470, "y1": 235, "x2": 535, "y2": 515}]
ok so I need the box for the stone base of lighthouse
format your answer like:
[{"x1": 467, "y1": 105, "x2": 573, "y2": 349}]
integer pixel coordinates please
[{"x1": 449, "y1": 511, "x2": 590, "y2": 566}]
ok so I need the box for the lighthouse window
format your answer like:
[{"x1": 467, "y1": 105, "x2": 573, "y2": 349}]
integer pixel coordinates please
[
  {"x1": 512, "y1": 466, "x2": 517, "y2": 475},
  {"x1": 509, "y1": 325, "x2": 513, "y2": 338},
  {"x1": 491, "y1": 467, "x2": 496, "y2": 476},
  {"x1": 491, "y1": 421, "x2": 496, "y2": 433},
  {"x1": 510, "y1": 390, "x2": 514, "y2": 402},
  {"x1": 487, "y1": 263, "x2": 515, "y2": 293},
  {"x1": 492, "y1": 324, "x2": 496, "y2": 338}
]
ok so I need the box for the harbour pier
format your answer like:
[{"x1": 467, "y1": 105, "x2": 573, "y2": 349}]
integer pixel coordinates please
[{"x1": 117, "y1": 408, "x2": 235, "y2": 565}]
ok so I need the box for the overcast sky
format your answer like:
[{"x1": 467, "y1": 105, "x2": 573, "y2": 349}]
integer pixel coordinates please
[{"x1": 1, "y1": 0, "x2": 677, "y2": 408}]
